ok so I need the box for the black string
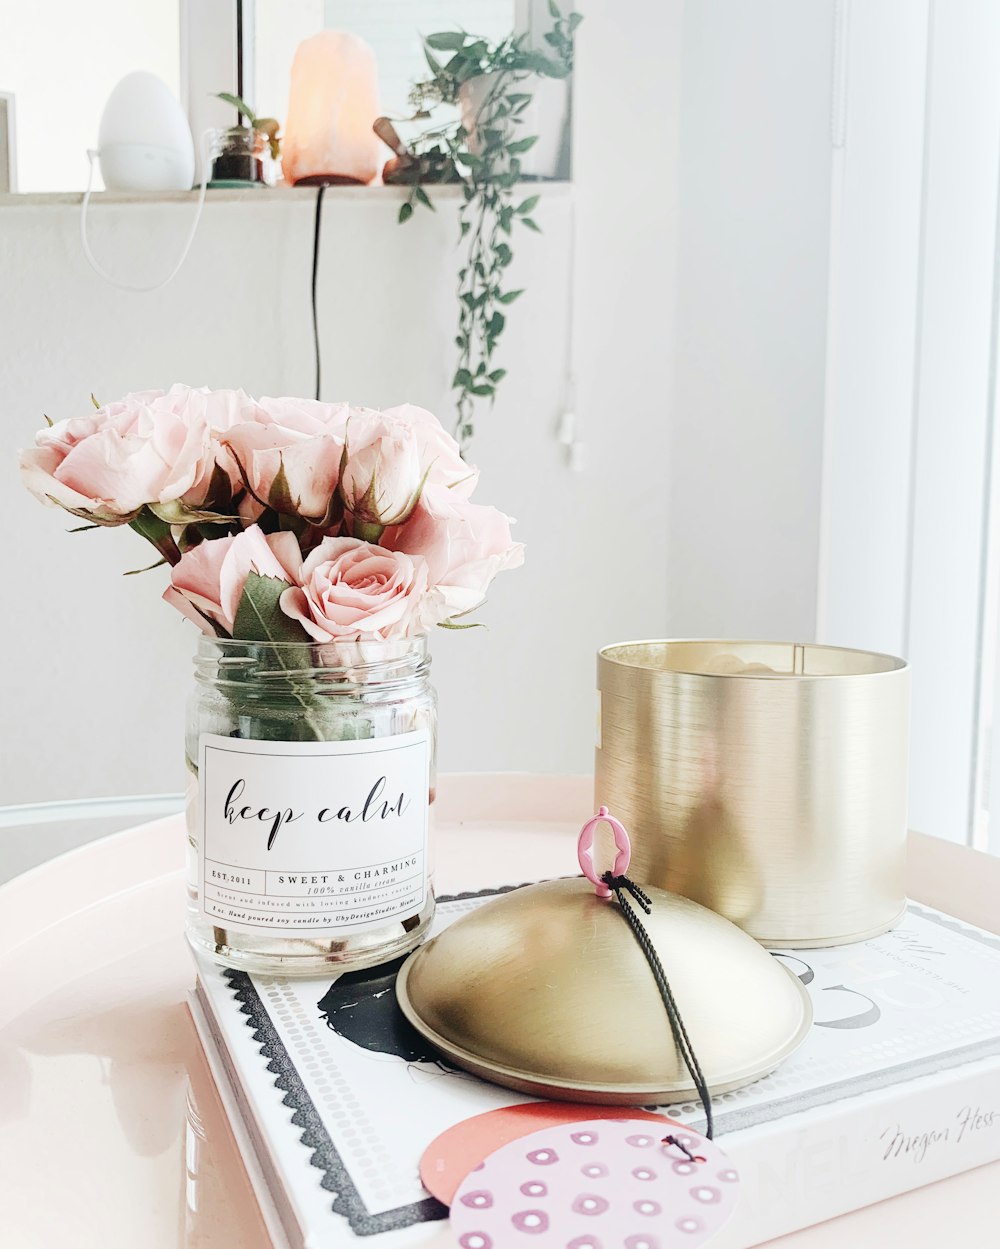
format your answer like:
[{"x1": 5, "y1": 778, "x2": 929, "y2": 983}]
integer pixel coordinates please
[
  {"x1": 662, "y1": 1134, "x2": 706, "y2": 1164},
  {"x1": 311, "y1": 184, "x2": 326, "y2": 401},
  {"x1": 235, "y1": 1, "x2": 244, "y2": 112},
  {"x1": 603, "y1": 871, "x2": 715, "y2": 1140}
]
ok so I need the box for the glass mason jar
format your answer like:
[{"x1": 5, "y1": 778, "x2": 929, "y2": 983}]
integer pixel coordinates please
[
  {"x1": 185, "y1": 635, "x2": 436, "y2": 975},
  {"x1": 208, "y1": 125, "x2": 267, "y2": 186}
]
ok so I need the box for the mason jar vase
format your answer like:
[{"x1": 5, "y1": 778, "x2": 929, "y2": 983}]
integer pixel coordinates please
[{"x1": 185, "y1": 635, "x2": 437, "y2": 975}]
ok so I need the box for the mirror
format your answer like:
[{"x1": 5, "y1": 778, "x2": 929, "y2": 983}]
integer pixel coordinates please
[
  {"x1": 0, "y1": 0, "x2": 180, "y2": 192},
  {"x1": 254, "y1": 1, "x2": 516, "y2": 125}
]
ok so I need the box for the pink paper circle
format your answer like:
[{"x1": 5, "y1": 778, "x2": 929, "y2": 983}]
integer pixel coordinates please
[{"x1": 450, "y1": 1119, "x2": 740, "y2": 1249}]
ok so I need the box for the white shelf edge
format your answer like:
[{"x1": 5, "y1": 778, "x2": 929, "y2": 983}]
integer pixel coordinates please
[{"x1": 0, "y1": 181, "x2": 573, "y2": 209}]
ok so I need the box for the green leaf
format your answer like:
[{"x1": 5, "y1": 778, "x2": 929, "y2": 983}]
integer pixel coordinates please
[
  {"x1": 569, "y1": 12, "x2": 584, "y2": 31},
  {"x1": 426, "y1": 31, "x2": 468, "y2": 50},
  {"x1": 521, "y1": 216, "x2": 542, "y2": 232},
  {"x1": 264, "y1": 457, "x2": 299, "y2": 517},
  {"x1": 50, "y1": 498, "x2": 132, "y2": 526},
  {"x1": 548, "y1": 0, "x2": 561, "y2": 16},
  {"x1": 414, "y1": 185, "x2": 434, "y2": 210},
  {"x1": 516, "y1": 194, "x2": 540, "y2": 214},
  {"x1": 349, "y1": 517, "x2": 388, "y2": 543},
  {"x1": 129, "y1": 507, "x2": 181, "y2": 565},
  {"x1": 497, "y1": 288, "x2": 524, "y2": 304},
  {"x1": 423, "y1": 44, "x2": 443, "y2": 75},
  {"x1": 232, "y1": 572, "x2": 312, "y2": 645},
  {"x1": 489, "y1": 368, "x2": 507, "y2": 382},
  {"x1": 520, "y1": 49, "x2": 563, "y2": 73},
  {"x1": 496, "y1": 242, "x2": 513, "y2": 266},
  {"x1": 471, "y1": 383, "x2": 495, "y2": 396},
  {"x1": 148, "y1": 500, "x2": 238, "y2": 526},
  {"x1": 216, "y1": 91, "x2": 257, "y2": 125},
  {"x1": 398, "y1": 200, "x2": 414, "y2": 223},
  {"x1": 123, "y1": 556, "x2": 168, "y2": 576},
  {"x1": 453, "y1": 368, "x2": 475, "y2": 387},
  {"x1": 507, "y1": 135, "x2": 539, "y2": 154}
]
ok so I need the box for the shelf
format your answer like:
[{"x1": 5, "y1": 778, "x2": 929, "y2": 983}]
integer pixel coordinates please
[{"x1": 0, "y1": 181, "x2": 572, "y2": 209}]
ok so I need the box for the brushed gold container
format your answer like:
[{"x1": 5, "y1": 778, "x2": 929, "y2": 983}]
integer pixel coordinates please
[
  {"x1": 397, "y1": 877, "x2": 812, "y2": 1103},
  {"x1": 595, "y1": 640, "x2": 910, "y2": 947}
]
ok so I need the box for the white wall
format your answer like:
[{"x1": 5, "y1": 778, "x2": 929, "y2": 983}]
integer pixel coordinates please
[
  {"x1": 666, "y1": 0, "x2": 834, "y2": 641},
  {"x1": 816, "y1": 1, "x2": 929, "y2": 657},
  {"x1": 0, "y1": 187, "x2": 673, "y2": 802},
  {"x1": 0, "y1": 0, "x2": 687, "y2": 808}
]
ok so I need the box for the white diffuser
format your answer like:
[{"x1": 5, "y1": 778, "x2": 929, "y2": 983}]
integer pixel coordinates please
[{"x1": 97, "y1": 72, "x2": 194, "y2": 192}]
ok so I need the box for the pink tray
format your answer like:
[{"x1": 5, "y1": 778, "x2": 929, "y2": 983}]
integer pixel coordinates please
[{"x1": 0, "y1": 773, "x2": 997, "y2": 1249}]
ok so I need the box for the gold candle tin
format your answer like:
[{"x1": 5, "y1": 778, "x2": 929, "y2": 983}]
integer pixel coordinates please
[{"x1": 595, "y1": 640, "x2": 910, "y2": 947}]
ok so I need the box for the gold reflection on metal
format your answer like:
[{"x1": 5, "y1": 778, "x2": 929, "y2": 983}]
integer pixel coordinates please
[
  {"x1": 595, "y1": 640, "x2": 910, "y2": 948},
  {"x1": 397, "y1": 877, "x2": 812, "y2": 1104}
]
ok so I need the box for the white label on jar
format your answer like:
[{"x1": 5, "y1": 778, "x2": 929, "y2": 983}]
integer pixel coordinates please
[{"x1": 198, "y1": 730, "x2": 429, "y2": 937}]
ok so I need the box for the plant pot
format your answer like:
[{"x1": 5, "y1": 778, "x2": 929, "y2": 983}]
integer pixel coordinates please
[
  {"x1": 459, "y1": 72, "x2": 570, "y2": 180},
  {"x1": 208, "y1": 125, "x2": 268, "y2": 187}
]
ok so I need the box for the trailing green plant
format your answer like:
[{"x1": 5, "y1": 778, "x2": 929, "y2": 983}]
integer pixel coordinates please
[
  {"x1": 390, "y1": 3, "x2": 582, "y2": 448},
  {"x1": 216, "y1": 91, "x2": 281, "y2": 159}
]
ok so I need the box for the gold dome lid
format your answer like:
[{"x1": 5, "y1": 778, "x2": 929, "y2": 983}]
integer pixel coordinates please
[{"x1": 397, "y1": 876, "x2": 812, "y2": 1105}]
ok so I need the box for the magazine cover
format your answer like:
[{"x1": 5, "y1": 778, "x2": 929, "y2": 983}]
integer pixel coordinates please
[{"x1": 193, "y1": 891, "x2": 1000, "y2": 1243}]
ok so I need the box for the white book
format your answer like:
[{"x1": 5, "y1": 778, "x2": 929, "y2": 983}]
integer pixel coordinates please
[{"x1": 189, "y1": 891, "x2": 1000, "y2": 1249}]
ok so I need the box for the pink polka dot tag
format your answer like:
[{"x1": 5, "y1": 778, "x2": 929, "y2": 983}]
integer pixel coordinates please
[{"x1": 450, "y1": 1118, "x2": 739, "y2": 1249}]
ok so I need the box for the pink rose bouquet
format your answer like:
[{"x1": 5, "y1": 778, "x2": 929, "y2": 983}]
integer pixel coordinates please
[{"x1": 20, "y1": 387, "x2": 523, "y2": 644}]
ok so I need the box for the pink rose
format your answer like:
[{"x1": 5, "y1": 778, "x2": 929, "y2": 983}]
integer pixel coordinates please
[
  {"x1": 280, "y1": 536, "x2": 429, "y2": 641},
  {"x1": 20, "y1": 392, "x2": 213, "y2": 521},
  {"x1": 143, "y1": 383, "x2": 255, "y2": 434},
  {"x1": 255, "y1": 396, "x2": 350, "y2": 438},
  {"x1": 339, "y1": 409, "x2": 427, "y2": 534},
  {"x1": 384, "y1": 483, "x2": 524, "y2": 618},
  {"x1": 18, "y1": 384, "x2": 256, "y2": 522},
  {"x1": 223, "y1": 425, "x2": 343, "y2": 524},
  {"x1": 382, "y1": 403, "x2": 478, "y2": 497},
  {"x1": 222, "y1": 397, "x2": 348, "y2": 523},
  {"x1": 163, "y1": 525, "x2": 303, "y2": 636},
  {"x1": 150, "y1": 384, "x2": 257, "y2": 509}
]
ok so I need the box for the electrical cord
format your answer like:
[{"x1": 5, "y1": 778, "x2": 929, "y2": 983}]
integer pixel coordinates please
[
  {"x1": 80, "y1": 130, "x2": 212, "y2": 293},
  {"x1": 311, "y1": 184, "x2": 326, "y2": 400}
]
